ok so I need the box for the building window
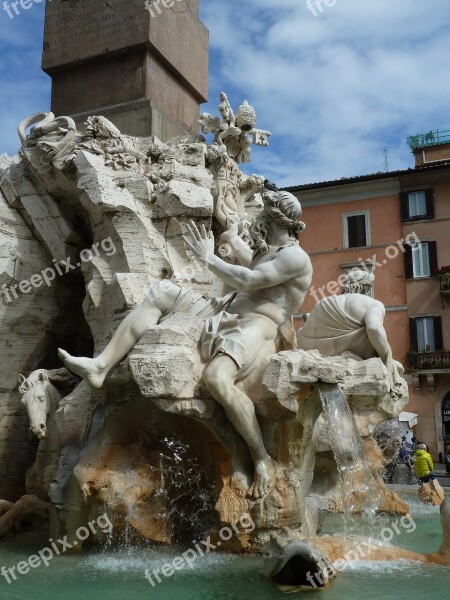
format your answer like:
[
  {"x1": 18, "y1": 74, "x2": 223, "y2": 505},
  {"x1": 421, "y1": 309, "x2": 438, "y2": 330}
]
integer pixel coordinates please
[
  {"x1": 343, "y1": 212, "x2": 370, "y2": 248},
  {"x1": 404, "y1": 241, "x2": 438, "y2": 279},
  {"x1": 409, "y1": 191, "x2": 427, "y2": 218},
  {"x1": 410, "y1": 316, "x2": 443, "y2": 352},
  {"x1": 412, "y1": 243, "x2": 430, "y2": 277},
  {"x1": 417, "y1": 317, "x2": 435, "y2": 351},
  {"x1": 400, "y1": 189, "x2": 434, "y2": 221}
]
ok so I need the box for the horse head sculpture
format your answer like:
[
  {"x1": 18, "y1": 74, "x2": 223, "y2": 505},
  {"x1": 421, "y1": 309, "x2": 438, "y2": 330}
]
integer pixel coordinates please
[{"x1": 18, "y1": 369, "x2": 76, "y2": 439}]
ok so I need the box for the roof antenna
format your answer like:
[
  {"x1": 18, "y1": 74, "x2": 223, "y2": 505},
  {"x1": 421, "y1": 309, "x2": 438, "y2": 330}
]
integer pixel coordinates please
[{"x1": 382, "y1": 147, "x2": 390, "y2": 172}]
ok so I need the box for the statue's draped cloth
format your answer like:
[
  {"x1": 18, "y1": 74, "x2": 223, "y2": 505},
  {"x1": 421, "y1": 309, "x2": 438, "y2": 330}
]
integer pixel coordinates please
[
  {"x1": 160, "y1": 287, "x2": 248, "y2": 373},
  {"x1": 159, "y1": 287, "x2": 280, "y2": 380},
  {"x1": 298, "y1": 294, "x2": 402, "y2": 392},
  {"x1": 298, "y1": 294, "x2": 375, "y2": 358}
]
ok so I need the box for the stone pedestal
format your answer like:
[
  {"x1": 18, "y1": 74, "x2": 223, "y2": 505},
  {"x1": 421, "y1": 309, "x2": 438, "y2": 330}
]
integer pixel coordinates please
[{"x1": 42, "y1": 0, "x2": 209, "y2": 139}]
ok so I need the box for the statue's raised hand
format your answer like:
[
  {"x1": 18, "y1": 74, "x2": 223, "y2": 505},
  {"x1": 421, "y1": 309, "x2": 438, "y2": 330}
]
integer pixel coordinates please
[{"x1": 183, "y1": 221, "x2": 215, "y2": 264}]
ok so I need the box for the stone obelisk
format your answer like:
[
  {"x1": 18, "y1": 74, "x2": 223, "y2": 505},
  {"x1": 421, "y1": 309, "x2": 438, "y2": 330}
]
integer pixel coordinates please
[{"x1": 41, "y1": 0, "x2": 208, "y2": 140}]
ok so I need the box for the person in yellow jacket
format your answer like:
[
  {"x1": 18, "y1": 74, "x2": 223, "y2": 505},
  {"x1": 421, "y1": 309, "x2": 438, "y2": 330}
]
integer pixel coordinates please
[{"x1": 413, "y1": 443, "x2": 437, "y2": 484}]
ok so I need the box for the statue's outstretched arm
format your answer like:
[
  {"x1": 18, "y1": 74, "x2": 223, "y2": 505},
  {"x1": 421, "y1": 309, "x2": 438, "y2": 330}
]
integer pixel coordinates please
[
  {"x1": 364, "y1": 306, "x2": 390, "y2": 362},
  {"x1": 207, "y1": 247, "x2": 303, "y2": 292},
  {"x1": 365, "y1": 305, "x2": 404, "y2": 395},
  {"x1": 183, "y1": 221, "x2": 303, "y2": 292}
]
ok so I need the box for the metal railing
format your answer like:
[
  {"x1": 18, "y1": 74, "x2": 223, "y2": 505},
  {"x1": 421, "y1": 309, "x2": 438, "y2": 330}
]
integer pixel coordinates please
[
  {"x1": 414, "y1": 351, "x2": 450, "y2": 370},
  {"x1": 407, "y1": 128, "x2": 450, "y2": 150}
]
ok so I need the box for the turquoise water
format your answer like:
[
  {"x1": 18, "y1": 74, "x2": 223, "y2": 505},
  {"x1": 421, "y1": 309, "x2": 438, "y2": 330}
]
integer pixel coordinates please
[{"x1": 1, "y1": 491, "x2": 449, "y2": 599}]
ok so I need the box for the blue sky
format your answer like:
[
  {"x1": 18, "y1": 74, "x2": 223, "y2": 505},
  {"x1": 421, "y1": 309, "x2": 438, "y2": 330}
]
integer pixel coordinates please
[{"x1": 1, "y1": 0, "x2": 450, "y2": 186}]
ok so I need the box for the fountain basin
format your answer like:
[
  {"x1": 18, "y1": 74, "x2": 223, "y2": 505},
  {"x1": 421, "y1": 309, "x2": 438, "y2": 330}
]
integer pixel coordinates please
[{"x1": 1, "y1": 489, "x2": 449, "y2": 599}]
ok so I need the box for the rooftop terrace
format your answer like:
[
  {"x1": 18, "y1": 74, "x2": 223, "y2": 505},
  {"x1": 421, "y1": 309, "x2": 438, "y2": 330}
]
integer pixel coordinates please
[{"x1": 408, "y1": 128, "x2": 450, "y2": 150}]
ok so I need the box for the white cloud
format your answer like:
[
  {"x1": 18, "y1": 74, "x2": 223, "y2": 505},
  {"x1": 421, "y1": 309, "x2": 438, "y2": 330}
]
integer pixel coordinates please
[
  {"x1": 1, "y1": 1, "x2": 449, "y2": 187},
  {"x1": 201, "y1": 0, "x2": 450, "y2": 186}
]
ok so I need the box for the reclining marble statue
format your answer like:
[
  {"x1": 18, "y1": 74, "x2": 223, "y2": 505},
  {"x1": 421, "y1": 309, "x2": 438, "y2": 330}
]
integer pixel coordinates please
[
  {"x1": 297, "y1": 268, "x2": 404, "y2": 397},
  {"x1": 58, "y1": 190, "x2": 313, "y2": 500}
]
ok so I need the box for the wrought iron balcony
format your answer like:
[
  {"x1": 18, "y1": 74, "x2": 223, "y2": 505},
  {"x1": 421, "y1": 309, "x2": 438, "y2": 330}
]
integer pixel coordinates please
[
  {"x1": 408, "y1": 128, "x2": 450, "y2": 150},
  {"x1": 408, "y1": 351, "x2": 450, "y2": 371}
]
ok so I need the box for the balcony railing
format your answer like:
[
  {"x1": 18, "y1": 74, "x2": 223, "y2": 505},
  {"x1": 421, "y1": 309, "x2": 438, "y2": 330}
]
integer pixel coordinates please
[
  {"x1": 407, "y1": 128, "x2": 450, "y2": 150},
  {"x1": 408, "y1": 351, "x2": 450, "y2": 371}
]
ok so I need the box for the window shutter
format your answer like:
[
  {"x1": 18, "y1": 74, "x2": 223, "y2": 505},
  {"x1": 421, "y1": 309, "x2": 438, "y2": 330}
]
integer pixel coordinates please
[
  {"x1": 425, "y1": 189, "x2": 435, "y2": 219},
  {"x1": 434, "y1": 317, "x2": 443, "y2": 351},
  {"x1": 404, "y1": 244, "x2": 413, "y2": 279},
  {"x1": 348, "y1": 218, "x2": 357, "y2": 247},
  {"x1": 347, "y1": 215, "x2": 367, "y2": 248},
  {"x1": 428, "y1": 241, "x2": 438, "y2": 274},
  {"x1": 356, "y1": 215, "x2": 367, "y2": 247},
  {"x1": 409, "y1": 318, "x2": 418, "y2": 351},
  {"x1": 400, "y1": 192, "x2": 410, "y2": 221}
]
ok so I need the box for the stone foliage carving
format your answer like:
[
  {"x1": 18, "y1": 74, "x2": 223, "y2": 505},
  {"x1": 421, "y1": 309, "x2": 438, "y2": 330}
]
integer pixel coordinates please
[{"x1": 199, "y1": 92, "x2": 272, "y2": 164}]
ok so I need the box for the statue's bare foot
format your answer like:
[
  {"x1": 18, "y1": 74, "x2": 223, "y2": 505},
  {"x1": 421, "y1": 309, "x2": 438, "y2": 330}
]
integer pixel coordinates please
[
  {"x1": 229, "y1": 453, "x2": 252, "y2": 495},
  {"x1": 248, "y1": 457, "x2": 276, "y2": 500},
  {"x1": 58, "y1": 349, "x2": 106, "y2": 389}
]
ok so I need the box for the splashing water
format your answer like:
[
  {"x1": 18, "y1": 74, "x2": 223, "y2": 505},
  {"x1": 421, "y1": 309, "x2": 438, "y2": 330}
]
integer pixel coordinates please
[
  {"x1": 318, "y1": 384, "x2": 383, "y2": 537},
  {"x1": 91, "y1": 435, "x2": 217, "y2": 551},
  {"x1": 155, "y1": 436, "x2": 217, "y2": 544},
  {"x1": 373, "y1": 419, "x2": 406, "y2": 483}
]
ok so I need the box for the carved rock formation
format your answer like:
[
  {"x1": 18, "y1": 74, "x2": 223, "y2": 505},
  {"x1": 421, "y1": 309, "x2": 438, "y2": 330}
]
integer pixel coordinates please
[
  {"x1": 0, "y1": 111, "x2": 410, "y2": 554},
  {"x1": 418, "y1": 480, "x2": 445, "y2": 506},
  {"x1": 0, "y1": 495, "x2": 50, "y2": 538}
]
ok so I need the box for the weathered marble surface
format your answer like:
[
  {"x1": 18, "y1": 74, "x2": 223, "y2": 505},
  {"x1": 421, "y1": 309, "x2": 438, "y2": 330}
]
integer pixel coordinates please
[{"x1": 0, "y1": 157, "x2": 90, "y2": 500}]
